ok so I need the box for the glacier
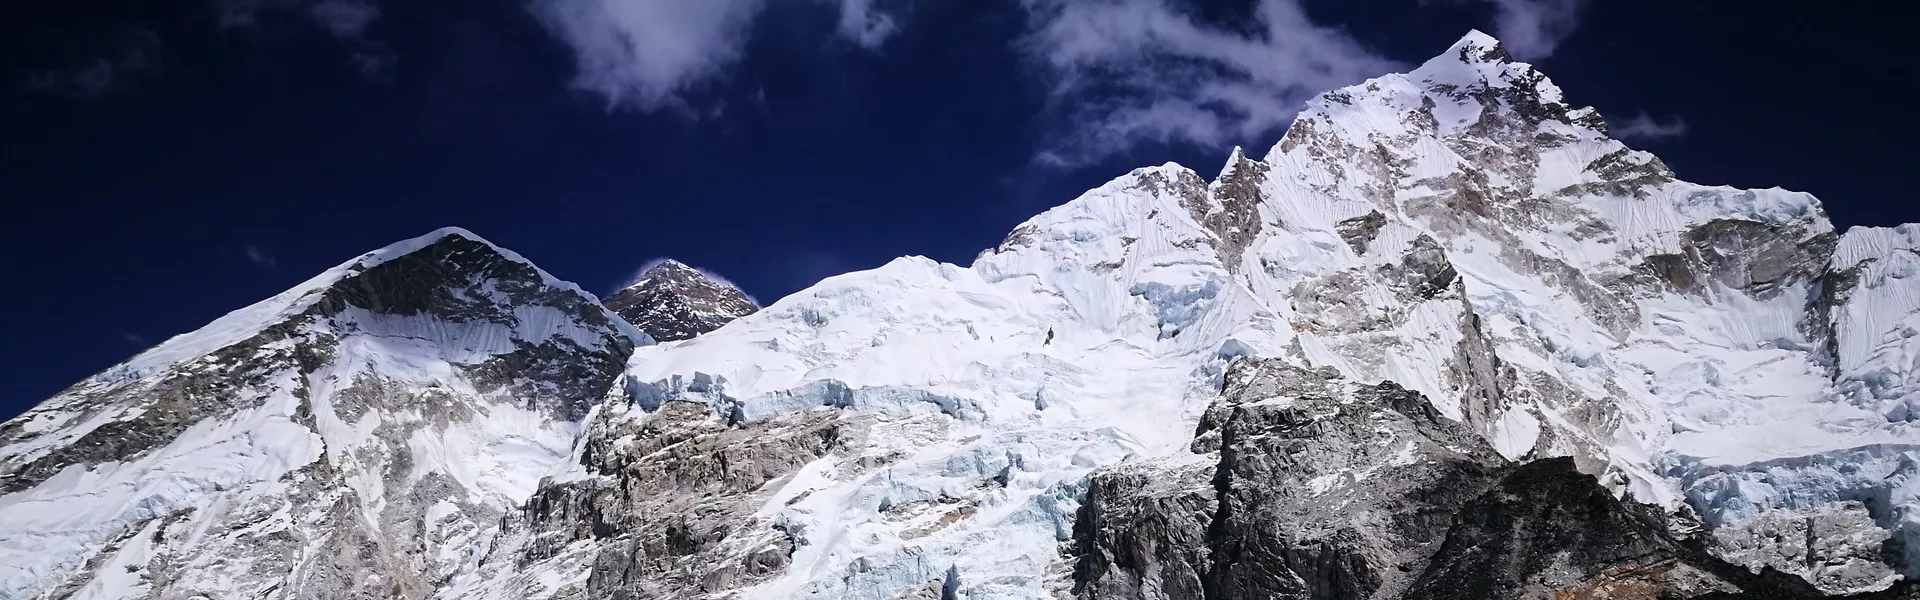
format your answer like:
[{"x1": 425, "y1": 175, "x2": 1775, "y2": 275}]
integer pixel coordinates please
[{"x1": 4, "y1": 30, "x2": 1920, "y2": 599}]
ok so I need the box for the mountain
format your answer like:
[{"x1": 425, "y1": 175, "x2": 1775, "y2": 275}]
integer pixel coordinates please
[
  {"x1": 0, "y1": 228, "x2": 642, "y2": 599},
  {"x1": 6, "y1": 30, "x2": 1920, "y2": 600},
  {"x1": 603, "y1": 260, "x2": 759, "y2": 342}
]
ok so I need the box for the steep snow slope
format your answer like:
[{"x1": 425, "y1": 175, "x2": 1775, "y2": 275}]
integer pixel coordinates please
[
  {"x1": 462, "y1": 31, "x2": 1920, "y2": 599},
  {"x1": 0, "y1": 228, "x2": 641, "y2": 599}
]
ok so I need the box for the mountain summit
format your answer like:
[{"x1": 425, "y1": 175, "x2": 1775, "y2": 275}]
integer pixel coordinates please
[
  {"x1": 5, "y1": 32, "x2": 1920, "y2": 599},
  {"x1": 603, "y1": 259, "x2": 759, "y2": 342},
  {"x1": 0, "y1": 227, "x2": 640, "y2": 599}
]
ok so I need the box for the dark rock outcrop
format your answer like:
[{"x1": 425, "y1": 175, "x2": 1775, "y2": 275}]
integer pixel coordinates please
[
  {"x1": 604, "y1": 259, "x2": 759, "y2": 342},
  {"x1": 1336, "y1": 210, "x2": 1388, "y2": 255},
  {"x1": 1068, "y1": 358, "x2": 1920, "y2": 599},
  {"x1": 508, "y1": 401, "x2": 866, "y2": 599},
  {"x1": 1070, "y1": 359, "x2": 1510, "y2": 600}
]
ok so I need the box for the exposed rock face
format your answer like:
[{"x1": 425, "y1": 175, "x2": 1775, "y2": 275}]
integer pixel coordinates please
[
  {"x1": 1199, "y1": 366, "x2": 1507, "y2": 599},
  {"x1": 604, "y1": 259, "x2": 759, "y2": 341},
  {"x1": 1335, "y1": 210, "x2": 1388, "y2": 255},
  {"x1": 1629, "y1": 219, "x2": 1836, "y2": 300},
  {"x1": 494, "y1": 401, "x2": 860, "y2": 599},
  {"x1": 1070, "y1": 358, "x2": 1920, "y2": 600},
  {"x1": 1407, "y1": 457, "x2": 1920, "y2": 600},
  {"x1": 1406, "y1": 458, "x2": 1772, "y2": 600},
  {"x1": 1189, "y1": 147, "x2": 1269, "y2": 273},
  {"x1": 1068, "y1": 358, "x2": 1511, "y2": 600},
  {"x1": 441, "y1": 374, "x2": 973, "y2": 599},
  {"x1": 1070, "y1": 462, "x2": 1215, "y2": 600}
]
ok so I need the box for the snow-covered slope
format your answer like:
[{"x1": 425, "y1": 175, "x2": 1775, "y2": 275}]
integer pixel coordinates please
[
  {"x1": 6, "y1": 30, "x2": 1920, "y2": 600},
  {"x1": 441, "y1": 155, "x2": 1290, "y2": 599},
  {"x1": 0, "y1": 228, "x2": 641, "y2": 599}
]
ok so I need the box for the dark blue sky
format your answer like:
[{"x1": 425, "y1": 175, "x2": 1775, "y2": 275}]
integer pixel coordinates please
[{"x1": 2, "y1": 0, "x2": 1914, "y2": 420}]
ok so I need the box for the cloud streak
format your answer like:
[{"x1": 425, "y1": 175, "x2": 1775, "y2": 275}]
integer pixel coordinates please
[
  {"x1": 243, "y1": 245, "x2": 277, "y2": 268},
  {"x1": 308, "y1": 0, "x2": 381, "y2": 39},
  {"x1": 520, "y1": 0, "x2": 1604, "y2": 166},
  {"x1": 24, "y1": 29, "x2": 165, "y2": 100},
  {"x1": 217, "y1": 0, "x2": 393, "y2": 74},
  {"x1": 531, "y1": 0, "x2": 901, "y2": 112},
  {"x1": 1608, "y1": 112, "x2": 1688, "y2": 142},
  {"x1": 34, "y1": 0, "x2": 1601, "y2": 169},
  {"x1": 1017, "y1": 0, "x2": 1400, "y2": 167},
  {"x1": 1481, "y1": 0, "x2": 1585, "y2": 61}
]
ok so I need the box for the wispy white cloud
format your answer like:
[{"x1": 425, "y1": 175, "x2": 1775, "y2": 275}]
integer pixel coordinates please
[
  {"x1": 243, "y1": 245, "x2": 277, "y2": 268},
  {"x1": 308, "y1": 0, "x2": 380, "y2": 39},
  {"x1": 24, "y1": 29, "x2": 164, "y2": 100},
  {"x1": 217, "y1": 0, "x2": 393, "y2": 74},
  {"x1": 1480, "y1": 0, "x2": 1585, "y2": 61},
  {"x1": 312, "y1": 0, "x2": 392, "y2": 74},
  {"x1": 1608, "y1": 111, "x2": 1687, "y2": 142},
  {"x1": 1017, "y1": 0, "x2": 1399, "y2": 167},
  {"x1": 520, "y1": 0, "x2": 1595, "y2": 166},
  {"x1": 123, "y1": 333, "x2": 147, "y2": 346},
  {"x1": 533, "y1": 0, "x2": 763, "y2": 112},
  {"x1": 531, "y1": 0, "x2": 901, "y2": 112},
  {"x1": 827, "y1": 0, "x2": 900, "y2": 48}
]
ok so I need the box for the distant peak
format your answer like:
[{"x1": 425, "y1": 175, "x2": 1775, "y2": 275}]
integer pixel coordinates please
[
  {"x1": 606, "y1": 258, "x2": 759, "y2": 342},
  {"x1": 621, "y1": 258, "x2": 726, "y2": 293},
  {"x1": 643, "y1": 258, "x2": 697, "y2": 277}
]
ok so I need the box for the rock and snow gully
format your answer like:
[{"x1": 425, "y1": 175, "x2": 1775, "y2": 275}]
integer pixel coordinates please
[{"x1": 7, "y1": 31, "x2": 1920, "y2": 599}]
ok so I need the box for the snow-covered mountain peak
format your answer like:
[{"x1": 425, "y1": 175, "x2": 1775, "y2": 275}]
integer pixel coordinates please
[
  {"x1": 604, "y1": 258, "x2": 758, "y2": 342},
  {"x1": 631, "y1": 257, "x2": 699, "y2": 281},
  {"x1": 1245, "y1": 30, "x2": 1920, "y2": 594},
  {"x1": 0, "y1": 228, "x2": 639, "y2": 599},
  {"x1": 45, "y1": 226, "x2": 627, "y2": 404},
  {"x1": 1410, "y1": 30, "x2": 1562, "y2": 104},
  {"x1": 1272, "y1": 29, "x2": 1604, "y2": 165},
  {"x1": 1437, "y1": 28, "x2": 1513, "y2": 66}
]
